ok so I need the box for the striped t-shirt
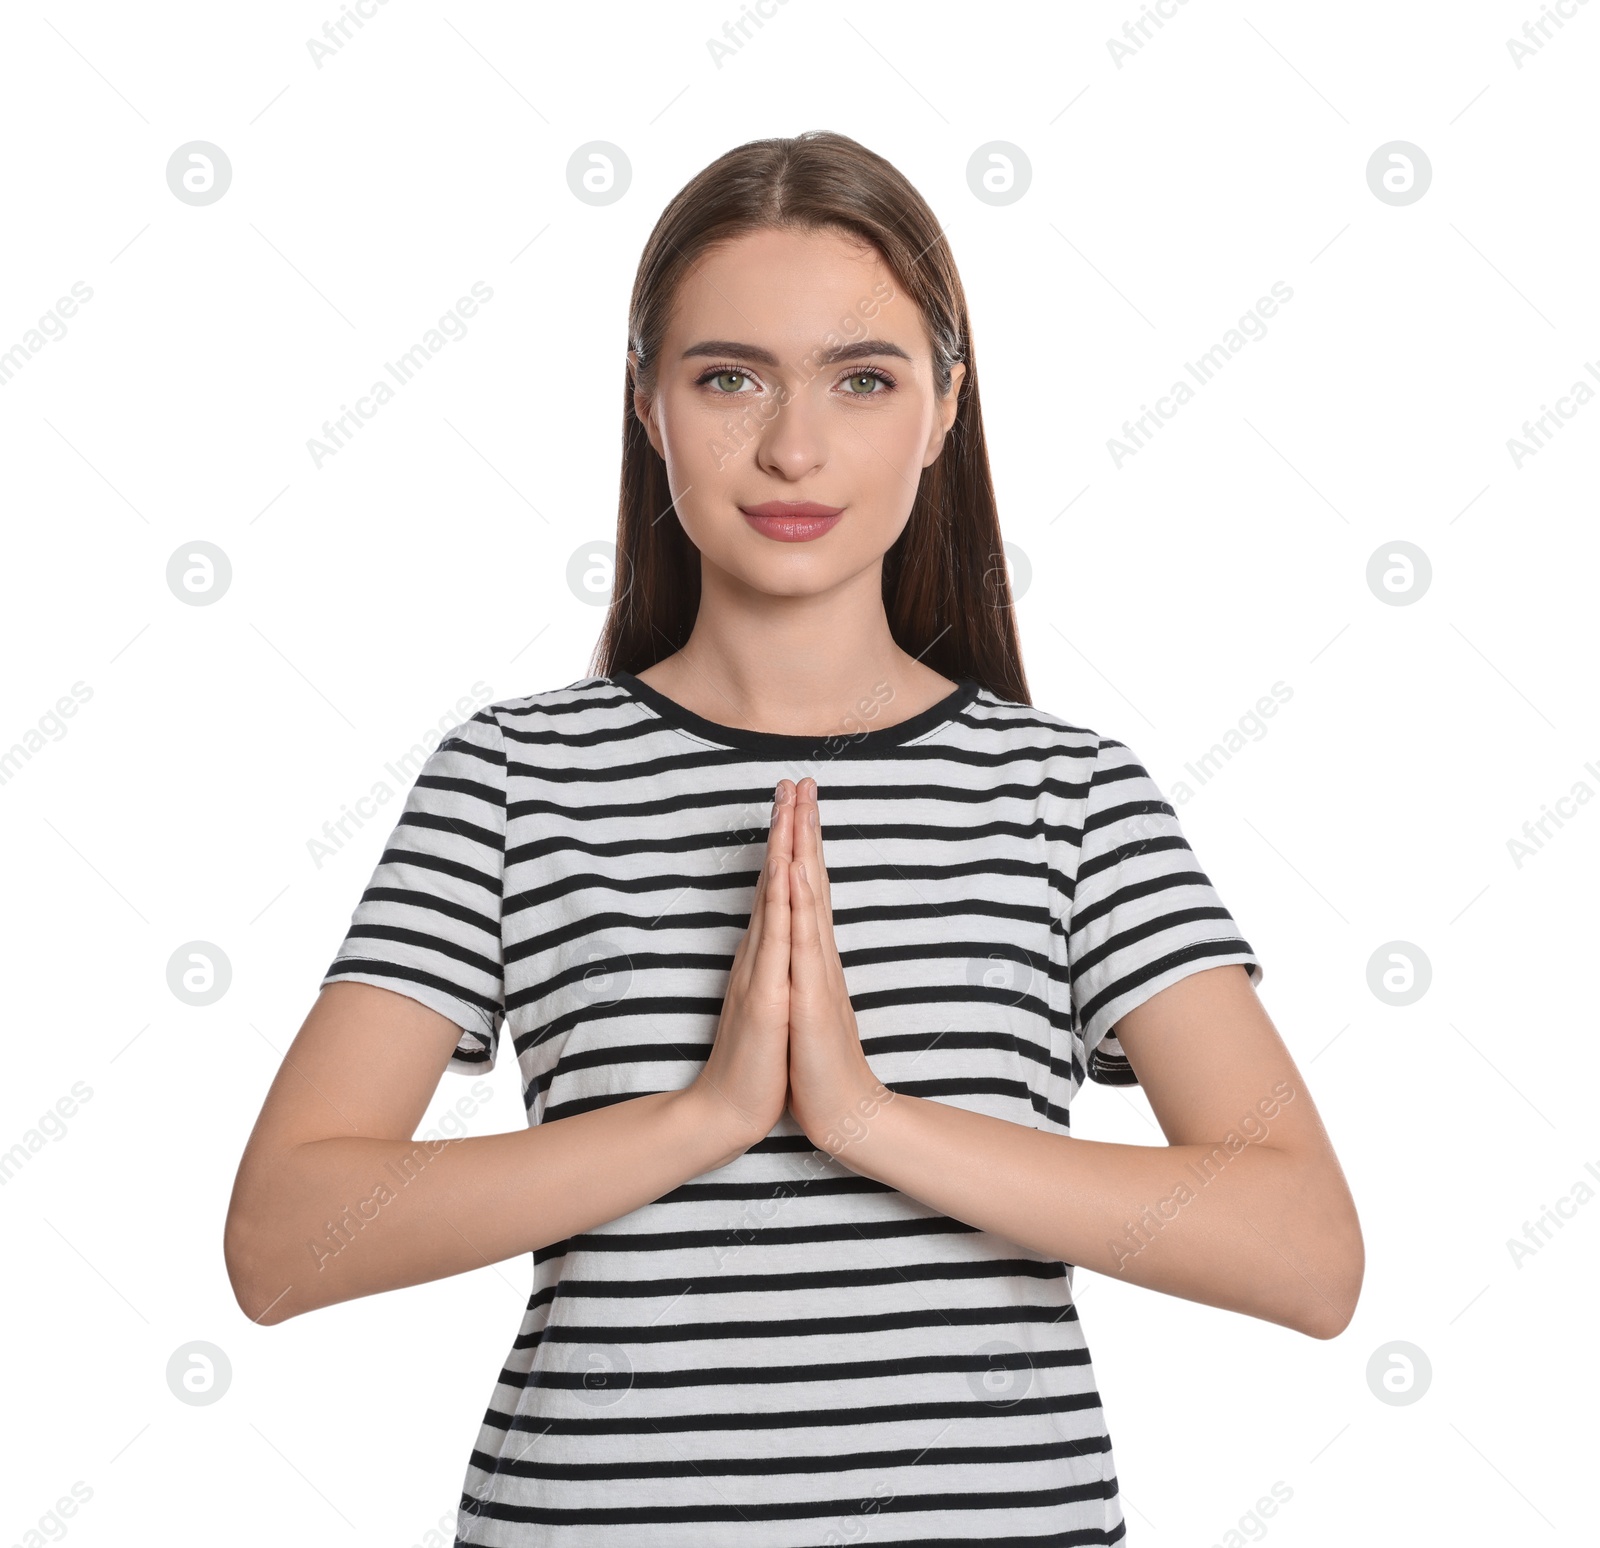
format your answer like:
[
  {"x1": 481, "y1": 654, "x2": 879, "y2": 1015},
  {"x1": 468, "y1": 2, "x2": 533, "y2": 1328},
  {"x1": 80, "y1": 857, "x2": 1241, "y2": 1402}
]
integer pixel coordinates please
[{"x1": 320, "y1": 670, "x2": 1263, "y2": 1547}]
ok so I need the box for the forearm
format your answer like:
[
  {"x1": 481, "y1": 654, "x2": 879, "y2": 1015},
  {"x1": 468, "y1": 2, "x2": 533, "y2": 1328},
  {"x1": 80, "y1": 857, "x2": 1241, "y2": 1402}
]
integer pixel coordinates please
[
  {"x1": 226, "y1": 1086, "x2": 741, "y2": 1325},
  {"x1": 819, "y1": 1084, "x2": 1362, "y2": 1338}
]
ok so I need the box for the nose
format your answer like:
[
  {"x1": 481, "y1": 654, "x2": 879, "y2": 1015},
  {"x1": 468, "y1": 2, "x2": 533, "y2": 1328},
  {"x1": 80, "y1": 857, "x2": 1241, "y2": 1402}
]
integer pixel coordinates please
[{"x1": 752, "y1": 384, "x2": 828, "y2": 482}]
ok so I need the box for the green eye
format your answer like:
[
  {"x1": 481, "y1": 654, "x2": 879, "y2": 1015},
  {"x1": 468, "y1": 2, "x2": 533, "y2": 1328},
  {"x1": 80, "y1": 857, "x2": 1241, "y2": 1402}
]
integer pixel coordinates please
[{"x1": 711, "y1": 371, "x2": 747, "y2": 393}]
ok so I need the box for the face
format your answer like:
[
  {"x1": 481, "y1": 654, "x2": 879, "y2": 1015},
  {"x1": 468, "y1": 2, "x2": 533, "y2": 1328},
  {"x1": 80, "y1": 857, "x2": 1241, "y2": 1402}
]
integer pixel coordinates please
[{"x1": 631, "y1": 224, "x2": 966, "y2": 595}]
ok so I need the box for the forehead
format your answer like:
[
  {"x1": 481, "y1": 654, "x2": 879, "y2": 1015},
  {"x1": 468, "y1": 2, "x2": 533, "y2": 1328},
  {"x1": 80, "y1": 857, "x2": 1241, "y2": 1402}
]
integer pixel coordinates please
[{"x1": 665, "y1": 225, "x2": 922, "y2": 354}]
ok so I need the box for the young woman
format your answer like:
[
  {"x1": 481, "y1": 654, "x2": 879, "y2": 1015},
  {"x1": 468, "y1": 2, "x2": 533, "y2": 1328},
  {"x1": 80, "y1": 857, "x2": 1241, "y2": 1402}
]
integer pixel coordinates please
[{"x1": 225, "y1": 130, "x2": 1363, "y2": 1546}]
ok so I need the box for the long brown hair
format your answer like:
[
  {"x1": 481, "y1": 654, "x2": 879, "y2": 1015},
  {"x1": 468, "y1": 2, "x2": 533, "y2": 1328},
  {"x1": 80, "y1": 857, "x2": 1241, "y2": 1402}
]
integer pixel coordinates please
[{"x1": 590, "y1": 129, "x2": 1030, "y2": 707}]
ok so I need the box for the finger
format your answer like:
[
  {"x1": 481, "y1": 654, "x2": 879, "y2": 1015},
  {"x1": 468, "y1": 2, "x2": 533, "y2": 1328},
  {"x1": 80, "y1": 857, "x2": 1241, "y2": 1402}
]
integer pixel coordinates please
[
  {"x1": 749, "y1": 838, "x2": 792, "y2": 994},
  {"x1": 774, "y1": 778, "x2": 796, "y2": 866},
  {"x1": 748, "y1": 780, "x2": 791, "y2": 954},
  {"x1": 753, "y1": 786, "x2": 788, "y2": 909},
  {"x1": 791, "y1": 779, "x2": 835, "y2": 961},
  {"x1": 738, "y1": 782, "x2": 799, "y2": 991},
  {"x1": 799, "y1": 778, "x2": 835, "y2": 933},
  {"x1": 731, "y1": 790, "x2": 781, "y2": 979},
  {"x1": 804, "y1": 785, "x2": 853, "y2": 1001},
  {"x1": 787, "y1": 857, "x2": 821, "y2": 980},
  {"x1": 791, "y1": 856, "x2": 853, "y2": 1027}
]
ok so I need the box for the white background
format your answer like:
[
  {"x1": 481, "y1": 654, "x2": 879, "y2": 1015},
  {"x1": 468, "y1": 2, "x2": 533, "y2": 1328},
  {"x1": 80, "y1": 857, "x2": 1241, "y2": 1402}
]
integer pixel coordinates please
[{"x1": 2, "y1": 2, "x2": 1596, "y2": 1544}]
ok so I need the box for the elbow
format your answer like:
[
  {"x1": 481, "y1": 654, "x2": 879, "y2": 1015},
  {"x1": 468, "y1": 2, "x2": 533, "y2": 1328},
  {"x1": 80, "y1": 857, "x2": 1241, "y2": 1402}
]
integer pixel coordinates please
[
  {"x1": 223, "y1": 1205, "x2": 301, "y2": 1327},
  {"x1": 1296, "y1": 1206, "x2": 1366, "y2": 1341},
  {"x1": 1300, "y1": 1292, "x2": 1358, "y2": 1342}
]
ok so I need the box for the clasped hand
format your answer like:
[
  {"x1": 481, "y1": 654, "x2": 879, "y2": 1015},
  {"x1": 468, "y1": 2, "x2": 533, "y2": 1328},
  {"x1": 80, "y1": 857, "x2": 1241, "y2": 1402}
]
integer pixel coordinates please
[{"x1": 695, "y1": 777, "x2": 886, "y2": 1154}]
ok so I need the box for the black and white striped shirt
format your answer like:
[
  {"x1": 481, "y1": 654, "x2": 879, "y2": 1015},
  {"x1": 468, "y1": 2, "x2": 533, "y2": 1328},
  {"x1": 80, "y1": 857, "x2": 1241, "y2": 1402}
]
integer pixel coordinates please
[{"x1": 320, "y1": 670, "x2": 1262, "y2": 1546}]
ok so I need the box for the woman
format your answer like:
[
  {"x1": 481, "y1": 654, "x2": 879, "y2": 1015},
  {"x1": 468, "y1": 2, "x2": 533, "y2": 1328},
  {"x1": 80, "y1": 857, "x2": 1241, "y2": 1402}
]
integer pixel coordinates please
[{"x1": 225, "y1": 130, "x2": 1363, "y2": 1546}]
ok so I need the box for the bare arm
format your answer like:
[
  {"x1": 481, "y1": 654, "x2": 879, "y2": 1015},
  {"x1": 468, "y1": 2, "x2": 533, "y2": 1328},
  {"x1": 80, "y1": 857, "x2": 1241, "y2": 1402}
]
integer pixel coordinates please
[
  {"x1": 813, "y1": 965, "x2": 1364, "y2": 1340},
  {"x1": 222, "y1": 982, "x2": 748, "y2": 1326},
  {"x1": 224, "y1": 796, "x2": 795, "y2": 1328}
]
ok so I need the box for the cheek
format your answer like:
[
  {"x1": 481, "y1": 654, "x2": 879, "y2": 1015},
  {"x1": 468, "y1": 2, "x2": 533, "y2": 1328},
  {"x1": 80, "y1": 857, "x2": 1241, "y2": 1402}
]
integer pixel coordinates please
[
  {"x1": 659, "y1": 388, "x2": 775, "y2": 480},
  {"x1": 656, "y1": 392, "x2": 713, "y2": 466},
  {"x1": 837, "y1": 402, "x2": 932, "y2": 480}
]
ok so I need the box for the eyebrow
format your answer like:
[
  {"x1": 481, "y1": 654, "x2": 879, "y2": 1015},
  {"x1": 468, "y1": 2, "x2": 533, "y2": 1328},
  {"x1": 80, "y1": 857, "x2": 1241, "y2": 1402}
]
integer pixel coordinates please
[{"x1": 681, "y1": 337, "x2": 913, "y2": 367}]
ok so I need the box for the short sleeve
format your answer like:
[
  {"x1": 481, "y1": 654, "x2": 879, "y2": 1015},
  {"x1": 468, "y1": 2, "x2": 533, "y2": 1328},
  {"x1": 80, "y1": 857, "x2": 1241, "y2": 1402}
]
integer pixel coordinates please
[
  {"x1": 319, "y1": 708, "x2": 507, "y2": 1073},
  {"x1": 1068, "y1": 736, "x2": 1263, "y2": 1088}
]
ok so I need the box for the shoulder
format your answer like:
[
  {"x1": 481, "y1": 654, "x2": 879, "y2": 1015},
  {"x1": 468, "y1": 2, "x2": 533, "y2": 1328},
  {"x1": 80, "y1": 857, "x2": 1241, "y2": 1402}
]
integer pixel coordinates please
[
  {"x1": 959, "y1": 682, "x2": 1113, "y2": 785},
  {"x1": 466, "y1": 677, "x2": 652, "y2": 782},
  {"x1": 475, "y1": 675, "x2": 639, "y2": 744},
  {"x1": 484, "y1": 675, "x2": 628, "y2": 723},
  {"x1": 412, "y1": 679, "x2": 633, "y2": 778}
]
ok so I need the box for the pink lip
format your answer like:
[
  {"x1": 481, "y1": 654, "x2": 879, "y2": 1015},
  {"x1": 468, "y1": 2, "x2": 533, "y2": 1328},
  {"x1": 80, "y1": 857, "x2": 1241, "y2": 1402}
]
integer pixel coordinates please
[
  {"x1": 740, "y1": 501, "x2": 844, "y2": 517},
  {"x1": 739, "y1": 501, "x2": 844, "y2": 543}
]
